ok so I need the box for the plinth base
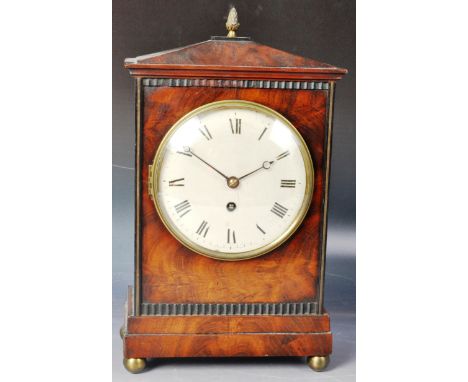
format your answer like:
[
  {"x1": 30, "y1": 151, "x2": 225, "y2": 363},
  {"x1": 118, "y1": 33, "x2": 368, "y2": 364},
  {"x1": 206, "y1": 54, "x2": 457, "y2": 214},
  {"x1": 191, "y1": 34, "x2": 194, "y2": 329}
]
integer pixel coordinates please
[{"x1": 122, "y1": 287, "x2": 332, "y2": 372}]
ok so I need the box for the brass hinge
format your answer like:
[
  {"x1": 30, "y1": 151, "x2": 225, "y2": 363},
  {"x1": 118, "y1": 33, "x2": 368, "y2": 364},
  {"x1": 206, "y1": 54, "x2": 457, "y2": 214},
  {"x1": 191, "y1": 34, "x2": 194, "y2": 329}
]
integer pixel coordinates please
[{"x1": 148, "y1": 163, "x2": 154, "y2": 200}]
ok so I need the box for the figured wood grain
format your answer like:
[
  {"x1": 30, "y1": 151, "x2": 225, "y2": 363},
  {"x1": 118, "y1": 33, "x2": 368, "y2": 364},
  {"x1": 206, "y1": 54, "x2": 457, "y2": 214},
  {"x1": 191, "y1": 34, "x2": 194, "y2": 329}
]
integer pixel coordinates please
[
  {"x1": 124, "y1": 332, "x2": 332, "y2": 358},
  {"x1": 140, "y1": 87, "x2": 327, "y2": 304},
  {"x1": 125, "y1": 39, "x2": 347, "y2": 80},
  {"x1": 127, "y1": 314, "x2": 330, "y2": 334}
]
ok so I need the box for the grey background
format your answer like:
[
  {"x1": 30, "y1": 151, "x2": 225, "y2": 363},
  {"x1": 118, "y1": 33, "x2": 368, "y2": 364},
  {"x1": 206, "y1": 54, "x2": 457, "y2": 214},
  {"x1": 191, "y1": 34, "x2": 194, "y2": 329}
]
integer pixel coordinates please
[{"x1": 113, "y1": 0, "x2": 355, "y2": 380}]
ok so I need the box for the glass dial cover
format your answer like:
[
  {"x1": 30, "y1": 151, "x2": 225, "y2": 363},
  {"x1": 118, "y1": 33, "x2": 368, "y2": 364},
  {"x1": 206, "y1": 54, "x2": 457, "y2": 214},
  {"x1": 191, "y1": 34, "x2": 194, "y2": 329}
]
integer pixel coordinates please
[{"x1": 150, "y1": 100, "x2": 314, "y2": 260}]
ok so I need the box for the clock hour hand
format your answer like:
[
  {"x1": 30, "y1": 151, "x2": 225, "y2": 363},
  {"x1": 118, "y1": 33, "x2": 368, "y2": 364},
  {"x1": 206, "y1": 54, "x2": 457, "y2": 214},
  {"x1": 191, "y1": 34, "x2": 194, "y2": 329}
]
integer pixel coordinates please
[
  {"x1": 238, "y1": 160, "x2": 274, "y2": 181},
  {"x1": 184, "y1": 147, "x2": 229, "y2": 180}
]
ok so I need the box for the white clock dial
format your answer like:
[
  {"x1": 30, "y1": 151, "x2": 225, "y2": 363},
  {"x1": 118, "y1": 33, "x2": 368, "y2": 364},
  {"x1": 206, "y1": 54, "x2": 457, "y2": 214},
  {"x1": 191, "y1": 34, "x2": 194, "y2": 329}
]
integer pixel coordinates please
[{"x1": 151, "y1": 100, "x2": 314, "y2": 260}]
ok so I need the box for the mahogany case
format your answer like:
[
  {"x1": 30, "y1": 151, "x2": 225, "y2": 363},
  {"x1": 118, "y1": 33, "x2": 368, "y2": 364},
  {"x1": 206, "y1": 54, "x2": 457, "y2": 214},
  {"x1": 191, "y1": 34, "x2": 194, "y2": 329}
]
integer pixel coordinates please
[{"x1": 123, "y1": 37, "x2": 346, "y2": 360}]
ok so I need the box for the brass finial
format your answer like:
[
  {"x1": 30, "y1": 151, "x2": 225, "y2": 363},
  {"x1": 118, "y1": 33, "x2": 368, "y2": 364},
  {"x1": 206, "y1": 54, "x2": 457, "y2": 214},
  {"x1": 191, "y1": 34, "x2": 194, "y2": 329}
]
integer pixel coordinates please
[{"x1": 226, "y1": 7, "x2": 240, "y2": 38}]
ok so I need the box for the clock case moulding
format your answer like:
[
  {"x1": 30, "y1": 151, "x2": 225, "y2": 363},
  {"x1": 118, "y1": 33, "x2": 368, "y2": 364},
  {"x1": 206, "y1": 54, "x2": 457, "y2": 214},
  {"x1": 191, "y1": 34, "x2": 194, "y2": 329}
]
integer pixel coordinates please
[{"x1": 122, "y1": 35, "x2": 347, "y2": 369}]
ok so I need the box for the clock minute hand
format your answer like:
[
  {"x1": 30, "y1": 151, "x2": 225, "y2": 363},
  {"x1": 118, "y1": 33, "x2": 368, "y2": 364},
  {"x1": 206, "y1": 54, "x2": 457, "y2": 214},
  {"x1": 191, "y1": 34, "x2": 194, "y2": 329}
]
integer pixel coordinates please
[
  {"x1": 238, "y1": 161, "x2": 274, "y2": 181},
  {"x1": 185, "y1": 147, "x2": 229, "y2": 180}
]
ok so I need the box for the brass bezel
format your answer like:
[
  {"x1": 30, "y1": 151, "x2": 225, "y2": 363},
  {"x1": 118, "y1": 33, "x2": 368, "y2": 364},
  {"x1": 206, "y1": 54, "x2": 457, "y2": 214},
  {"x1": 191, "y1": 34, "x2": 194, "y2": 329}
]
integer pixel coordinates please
[{"x1": 149, "y1": 100, "x2": 314, "y2": 261}]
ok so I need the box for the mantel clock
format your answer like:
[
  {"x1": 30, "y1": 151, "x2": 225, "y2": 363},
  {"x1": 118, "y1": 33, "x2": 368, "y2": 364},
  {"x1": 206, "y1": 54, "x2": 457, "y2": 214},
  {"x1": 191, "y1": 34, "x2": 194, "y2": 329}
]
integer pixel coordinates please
[{"x1": 121, "y1": 8, "x2": 347, "y2": 373}]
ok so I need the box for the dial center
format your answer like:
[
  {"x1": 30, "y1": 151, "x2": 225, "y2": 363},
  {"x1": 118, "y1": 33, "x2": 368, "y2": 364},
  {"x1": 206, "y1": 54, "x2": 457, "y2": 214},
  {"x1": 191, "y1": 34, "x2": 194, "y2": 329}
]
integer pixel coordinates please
[{"x1": 227, "y1": 176, "x2": 240, "y2": 189}]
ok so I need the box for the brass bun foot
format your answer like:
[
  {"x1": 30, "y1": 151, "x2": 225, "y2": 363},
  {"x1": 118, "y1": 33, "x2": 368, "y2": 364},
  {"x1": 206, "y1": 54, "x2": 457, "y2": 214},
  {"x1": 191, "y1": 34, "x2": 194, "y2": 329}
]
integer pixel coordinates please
[
  {"x1": 123, "y1": 358, "x2": 146, "y2": 373},
  {"x1": 306, "y1": 355, "x2": 330, "y2": 371},
  {"x1": 119, "y1": 326, "x2": 125, "y2": 339}
]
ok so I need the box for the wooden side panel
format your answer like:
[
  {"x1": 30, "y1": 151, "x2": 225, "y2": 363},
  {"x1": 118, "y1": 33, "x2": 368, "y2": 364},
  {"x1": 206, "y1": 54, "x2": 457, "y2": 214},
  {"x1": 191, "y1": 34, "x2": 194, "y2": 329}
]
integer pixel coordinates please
[
  {"x1": 124, "y1": 332, "x2": 332, "y2": 358},
  {"x1": 127, "y1": 314, "x2": 330, "y2": 334},
  {"x1": 141, "y1": 87, "x2": 327, "y2": 304}
]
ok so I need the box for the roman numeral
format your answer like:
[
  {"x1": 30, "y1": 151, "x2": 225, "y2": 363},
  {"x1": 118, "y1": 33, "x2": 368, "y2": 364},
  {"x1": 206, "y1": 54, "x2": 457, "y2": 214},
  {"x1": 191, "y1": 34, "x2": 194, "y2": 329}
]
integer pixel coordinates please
[
  {"x1": 276, "y1": 151, "x2": 290, "y2": 160},
  {"x1": 280, "y1": 179, "x2": 296, "y2": 188},
  {"x1": 198, "y1": 125, "x2": 212, "y2": 140},
  {"x1": 256, "y1": 224, "x2": 266, "y2": 235},
  {"x1": 174, "y1": 200, "x2": 191, "y2": 217},
  {"x1": 168, "y1": 178, "x2": 184, "y2": 187},
  {"x1": 177, "y1": 150, "x2": 192, "y2": 157},
  {"x1": 195, "y1": 220, "x2": 210, "y2": 237},
  {"x1": 258, "y1": 127, "x2": 267, "y2": 141},
  {"x1": 271, "y1": 202, "x2": 288, "y2": 219},
  {"x1": 227, "y1": 228, "x2": 236, "y2": 244},
  {"x1": 229, "y1": 118, "x2": 241, "y2": 134}
]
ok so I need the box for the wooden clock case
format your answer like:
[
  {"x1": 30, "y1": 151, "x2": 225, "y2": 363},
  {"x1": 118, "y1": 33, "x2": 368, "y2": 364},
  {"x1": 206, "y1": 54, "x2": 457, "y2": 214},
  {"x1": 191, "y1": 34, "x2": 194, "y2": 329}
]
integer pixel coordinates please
[{"x1": 122, "y1": 36, "x2": 347, "y2": 371}]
